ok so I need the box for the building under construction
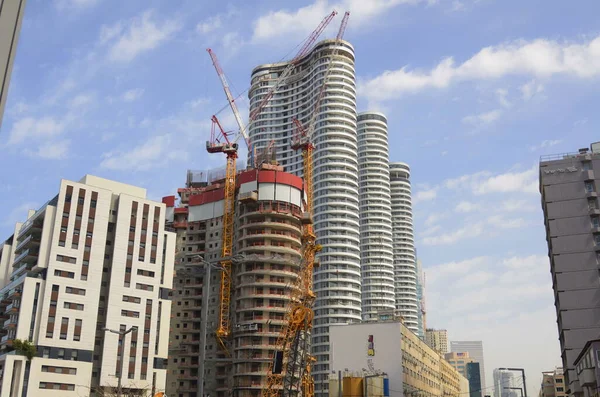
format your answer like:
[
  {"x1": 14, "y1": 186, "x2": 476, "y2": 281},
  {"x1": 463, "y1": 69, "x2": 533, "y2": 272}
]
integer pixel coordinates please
[{"x1": 164, "y1": 162, "x2": 305, "y2": 397}]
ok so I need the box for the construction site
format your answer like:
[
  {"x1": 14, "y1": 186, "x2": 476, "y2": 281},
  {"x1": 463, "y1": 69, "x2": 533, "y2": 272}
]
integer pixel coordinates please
[{"x1": 162, "y1": 10, "x2": 350, "y2": 397}]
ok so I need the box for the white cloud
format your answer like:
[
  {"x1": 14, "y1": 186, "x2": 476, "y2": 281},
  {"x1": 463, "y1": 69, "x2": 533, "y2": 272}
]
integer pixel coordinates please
[
  {"x1": 197, "y1": 15, "x2": 223, "y2": 34},
  {"x1": 68, "y1": 93, "x2": 94, "y2": 108},
  {"x1": 426, "y1": 256, "x2": 489, "y2": 281},
  {"x1": 413, "y1": 187, "x2": 438, "y2": 203},
  {"x1": 422, "y1": 222, "x2": 484, "y2": 245},
  {"x1": 487, "y1": 214, "x2": 528, "y2": 229},
  {"x1": 495, "y1": 88, "x2": 511, "y2": 108},
  {"x1": 445, "y1": 165, "x2": 538, "y2": 195},
  {"x1": 455, "y1": 201, "x2": 481, "y2": 213},
  {"x1": 104, "y1": 10, "x2": 182, "y2": 63},
  {"x1": 100, "y1": 134, "x2": 183, "y2": 171},
  {"x1": 529, "y1": 139, "x2": 562, "y2": 152},
  {"x1": 122, "y1": 88, "x2": 145, "y2": 102},
  {"x1": 501, "y1": 198, "x2": 537, "y2": 213},
  {"x1": 7, "y1": 117, "x2": 65, "y2": 145},
  {"x1": 424, "y1": 212, "x2": 446, "y2": 226},
  {"x1": 196, "y1": 6, "x2": 238, "y2": 34},
  {"x1": 221, "y1": 32, "x2": 245, "y2": 56},
  {"x1": 252, "y1": 0, "x2": 428, "y2": 42},
  {"x1": 24, "y1": 140, "x2": 70, "y2": 160},
  {"x1": 462, "y1": 109, "x2": 502, "y2": 126},
  {"x1": 361, "y1": 34, "x2": 600, "y2": 102},
  {"x1": 520, "y1": 79, "x2": 545, "y2": 100}
]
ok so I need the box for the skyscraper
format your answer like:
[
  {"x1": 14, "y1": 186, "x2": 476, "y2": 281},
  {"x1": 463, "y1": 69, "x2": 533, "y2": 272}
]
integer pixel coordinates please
[
  {"x1": 357, "y1": 112, "x2": 395, "y2": 320},
  {"x1": 249, "y1": 39, "x2": 359, "y2": 393},
  {"x1": 0, "y1": 175, "x2": 175, "y2": 396},
  {"x1": 390, "y1": 162, "x2": 419, "y2": 333},
  {"x1": 415, "y1": 259, "x2": 425, "y2": 338},
  {"x1": 539, "y1": 142, "x2": 600, "y2": 392},
  {"x1": 0, "y1": 0, "x2": 27, "y2": 129},
  {"x1": 451, "y1": 341, "x2": 487, "y2": 393}
]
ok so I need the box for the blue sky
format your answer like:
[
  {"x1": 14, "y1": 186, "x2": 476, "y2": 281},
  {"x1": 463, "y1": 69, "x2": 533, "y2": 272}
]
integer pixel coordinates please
[{"x1": 2, "y1": 0, "x2": 600, "y2": 393}]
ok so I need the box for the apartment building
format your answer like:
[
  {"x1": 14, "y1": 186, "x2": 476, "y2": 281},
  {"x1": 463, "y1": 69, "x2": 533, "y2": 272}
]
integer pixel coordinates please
[
  {"x1": 0, "y1": 0, "x2": 27, "y2": 128},
  {"x1": 248, "y1": 39, "x2": 360, "y2": 394},
  {"x1": 539, "y1": 368, "x2": 565, "y2": 397},
  {"x1": 329, "y1": 318, "x2": 466, "y2": 397},
  {"x1": 164, "y1": 164, "x2": 305, "y2": 397},
  {"x1": 451, "y1": 341, "x2": 487, "y2": 393},
  {"x1": 425, "y1": 328, "x2": 449, "y2": 354},
  {"x1": 357, "y1": 112, "x2": 394, "y2": 320},
  {"x1": 0, "y1": 175, "x2": 174, "y2": 397},
  {"x1": 390, "y1": 162, "x2": 419, "y2": 334},
  {"x1": 539, "y1": 142, "x2": 600, "y2": 392}
]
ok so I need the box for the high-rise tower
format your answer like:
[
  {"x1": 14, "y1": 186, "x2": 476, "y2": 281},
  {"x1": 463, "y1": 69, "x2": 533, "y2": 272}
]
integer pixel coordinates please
[
  {"x1": 357, "y1": 112, "x2": 394, "y2": 319},
  {"x1": 389, "y1": 162, "x2": 419, "y2": 332},
  {"x1": 539, "y1": 142, "x2": 600, "y2": 391},
  {"x1": 249, "y1": 39, "x2": 360, "y2": 394}
]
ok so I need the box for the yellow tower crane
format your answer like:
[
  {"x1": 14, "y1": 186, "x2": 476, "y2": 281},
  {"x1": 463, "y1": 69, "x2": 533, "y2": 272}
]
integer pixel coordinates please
[{"x1": 262, "y1": 11, "x2": 350, "y2": 397}]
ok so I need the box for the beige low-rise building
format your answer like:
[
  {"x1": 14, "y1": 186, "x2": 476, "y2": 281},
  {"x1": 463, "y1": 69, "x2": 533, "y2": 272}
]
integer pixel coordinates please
[
  {"x1": 540, "y1": 368, "x2": 566, "y2": 397},
  {"x1": 445, "y1": 352, "x2": 476, "y2": 379},
  {"x1": 330, "y1": 317, "x2": 467, "y2": 397}
]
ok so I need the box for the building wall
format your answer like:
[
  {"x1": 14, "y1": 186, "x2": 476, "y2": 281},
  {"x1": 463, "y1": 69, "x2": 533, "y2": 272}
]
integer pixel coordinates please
[
  {"x1": 539, "y1": 146, "x2": 600, "y2": 390},
  {"x1": 445, "y1": 352, "x2": 475, "y2": 378},
  {"x1": 330, "y1": 322, "x2": 403, "y2": 396},
  {"x1": 451, "y1": 341, "x2": 486, "y2": 393},
  {"x1": 0, "y1": 175, "x2": 174, "y2": 397},
  {"x1": 249, "y1": 39, "x2": 360, "y2": 393},
  {"x1": 426, "y1": 329, "x2": 449, "y2": 354},
  {"x1": 357, "y1": 112, "x2": 394, "y2": 320},
  {"x1": 390, "y1": 162, "x2": 418, "y2": 333},
  {"x1": 165, "y1": 167, "x2": 306, "y2": 397},
  {"x1": 0, "y1": 0, "x2": 27, "y2": 129},
  {"x1": 329, "y1": 321, "x2": 465, "y2": 397}
]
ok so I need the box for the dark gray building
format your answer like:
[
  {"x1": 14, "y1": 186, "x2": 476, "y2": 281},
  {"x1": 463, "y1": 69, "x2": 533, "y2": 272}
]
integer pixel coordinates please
[
  {"x1": 0, "y1": 0, "x2": 27, "y2": 129},
  {"x1": 540, "y1": 141, "x2": 600, "y2": 394},
  {"x1": 467, "y1": 362, "x2": 482, "y2": 397}
]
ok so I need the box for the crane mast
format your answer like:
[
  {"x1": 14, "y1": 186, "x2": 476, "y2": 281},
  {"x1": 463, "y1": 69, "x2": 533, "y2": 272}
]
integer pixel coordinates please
[
  {"x1": 263, "y1": 11, "x2": 350, "y2": 397},
  {"x1": 205, "y1": 11, "x2": 338, "y2": 361}
]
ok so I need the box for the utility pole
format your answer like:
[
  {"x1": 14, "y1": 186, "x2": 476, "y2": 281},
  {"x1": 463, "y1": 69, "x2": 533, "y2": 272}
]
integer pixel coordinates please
[{"x1": 103, "y1": 326, "x2": 137, "y2": 397}]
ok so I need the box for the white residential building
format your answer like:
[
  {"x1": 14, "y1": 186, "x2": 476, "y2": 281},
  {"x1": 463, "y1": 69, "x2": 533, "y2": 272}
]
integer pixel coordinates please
[
  {"x1": 357, "y1": 112, "x2": 394, "y2": 319},
  {"x1": 248, "y1": 39, "x2": 360, "y2": 395},
  {"x1": 425, "y1": 328, "x2": 449, "y2": 354},
  {"x1": 0, "y1": 175, "x2": 175, "y2": 397},
  {"x1": 389, "y1": 162, "x2": 419, "y2": 332}
]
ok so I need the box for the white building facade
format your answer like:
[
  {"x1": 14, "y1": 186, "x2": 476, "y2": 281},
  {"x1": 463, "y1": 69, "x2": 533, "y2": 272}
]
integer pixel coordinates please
[
  {"x1": 357, "y1": 112, "x2": 394, "y2": 320},
  {"x1": 389, "y1": 162, "x2": 419, "y2": 332},
  {"x1": 0, "y1": 175, "x2": 175, "y2": 397},
  {"x1": 248, "y1": 39, "x2": 360, "y2": 394}
]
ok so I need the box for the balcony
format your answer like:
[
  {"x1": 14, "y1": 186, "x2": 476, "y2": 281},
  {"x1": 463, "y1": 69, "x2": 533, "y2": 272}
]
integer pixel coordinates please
[
  {"x1": 14, "y1": 234, "x2": 41, "y2": 252},
  {"x1": 5, "y1": 302, "x2": 20, "y2": 313},
  {"x1": 579, "y1": 368, "x2": 597, "y2": 386}
]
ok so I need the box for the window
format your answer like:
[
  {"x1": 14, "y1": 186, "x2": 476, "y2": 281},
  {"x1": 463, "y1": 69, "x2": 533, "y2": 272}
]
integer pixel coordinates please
[
  {"x1": 60, "y1": 226, "x2": 67, "y2": 233},
  {"x1": 593, "y1": 217, "x2": 600, "y2": 228},
  {"x1": 78, "y1": 197, "x2": 85, "y2": 205},
  {"x1": 91, "y1": 199, "x2": 97, "y2": 208},
  {"x1": 595, "y1": 234, "x2": 600, "y2": 246},
  {"x1": 86, "y1": 232, "x2": 93, "y2": 238},
  {"x1": 58, "y1": 349, "x2": 65, "y2": 359},
  {"x1": 556, "y1": 387, "x2": 564, "y2": 392},
  {"x1": 586, "y1": 182, "x2": 595, "y2": 192}
]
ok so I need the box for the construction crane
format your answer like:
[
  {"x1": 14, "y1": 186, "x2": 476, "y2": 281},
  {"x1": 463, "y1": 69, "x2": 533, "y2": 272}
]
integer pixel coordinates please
[
  {"x1": 263, "y1": 11, "x2": 350, "y2": 397},
  {"x1": 205, "y1": 11, "x2": 339, "y2": 357}
]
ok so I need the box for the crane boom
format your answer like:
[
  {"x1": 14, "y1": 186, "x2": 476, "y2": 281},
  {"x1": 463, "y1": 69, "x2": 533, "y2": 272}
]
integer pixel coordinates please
[
  {"x1": 263, "y1": 12, "x2": 350, "y2": 397},
  {"x1": 248, "y1": 11, "x2": 337, "y2": 124},
  {"x1": 207, "y1": 48, "x2": 250, "y2": 149}
]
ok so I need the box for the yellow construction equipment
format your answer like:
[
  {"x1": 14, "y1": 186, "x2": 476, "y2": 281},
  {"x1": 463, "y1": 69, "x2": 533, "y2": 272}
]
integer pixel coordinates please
[{"x1": 263, "y1": 11, "x2": 350, "y2": 397}]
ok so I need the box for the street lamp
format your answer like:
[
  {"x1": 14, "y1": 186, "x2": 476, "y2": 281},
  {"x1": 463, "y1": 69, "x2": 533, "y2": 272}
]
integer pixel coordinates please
[
  {"x1": 177, "y1": 254, "x2": 244, "y2": 397},
  {"x1": 103, "y1": 326, "x2": 137, "y2": 397}
]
